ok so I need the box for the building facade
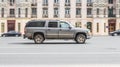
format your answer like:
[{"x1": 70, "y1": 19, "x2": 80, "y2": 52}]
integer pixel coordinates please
[{"x1": 0, "y1": 0, "x2": 120, "y2": 35}]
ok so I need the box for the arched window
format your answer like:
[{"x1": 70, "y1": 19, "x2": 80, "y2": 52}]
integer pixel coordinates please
[
  {"x1": 87, "y1": 22, "x2": 92, "y2": 32},
  {"x1": 75, "y1": 22, "x2": 81, "y2": 28}
]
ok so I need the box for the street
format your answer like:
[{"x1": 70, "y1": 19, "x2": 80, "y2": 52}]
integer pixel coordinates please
[{"x1": 0, "y1": 36, "x2": 120, "y2": 65}]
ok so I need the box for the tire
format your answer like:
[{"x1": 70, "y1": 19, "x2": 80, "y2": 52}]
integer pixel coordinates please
[
  {"x1": 75, "y1": 34, "x2": 86, "y2": 44},
  {"x1": 34, "y1": 34, "x2": 44, "y2": 44}
]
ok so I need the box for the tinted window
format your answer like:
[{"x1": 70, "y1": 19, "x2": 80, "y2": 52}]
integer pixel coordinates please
[
  {"x1": 48, "y1": 22, "x2": 58, "y2": 28},
  {"x1": 26, "y1": 21, "x2": 45, "y2": 27}
]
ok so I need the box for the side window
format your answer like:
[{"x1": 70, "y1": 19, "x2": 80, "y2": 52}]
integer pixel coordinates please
[
  {"x1": 36, "y1": 21, "x2": 45, "y2": 27},
  {"x1": 60, "y1": 22, "x2": 70, "y2": 28},
  {"x1": 48, "y1": 22, "x2": 58, "y2": 28},
  {"x1": 25, "y1": 22, "x2": 36, "y2": 27},
  {"x1": 27, "y1": 22, "x2": 36, "y2": 27},
  {"x1": 26, "y1": 21, "x2": 45, "y2": 27}
]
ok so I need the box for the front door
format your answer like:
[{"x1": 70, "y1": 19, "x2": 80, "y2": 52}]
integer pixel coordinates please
[
  {"x1": 108, "y1": 19, "x2": 116, "y2": 32},
  {"x1": 7, "y1": 20, "x2": 15, "y2": 32},
  {"x1": 59, "y1": 21, "x2": 74, "y2": 39}
]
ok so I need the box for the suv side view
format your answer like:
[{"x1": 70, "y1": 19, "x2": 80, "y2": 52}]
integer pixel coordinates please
[{"x1": 24, "y1": 20, "x2": 91, "y2": 44}]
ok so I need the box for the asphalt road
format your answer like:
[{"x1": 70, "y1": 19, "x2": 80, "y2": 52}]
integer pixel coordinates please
[{"x1": 0, "y1": 36, "x2": 120, "y2": 65}]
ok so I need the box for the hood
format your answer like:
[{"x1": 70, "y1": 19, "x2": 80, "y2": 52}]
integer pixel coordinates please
[
  {"x1": 72, "y1": 27, "x2": 90, "y2": 33},
  {"x1": 2, "y1": 33, "x2": 7, "y2": 35},
  {"x1": 73, "y1": 27, "x2": 89, "y2": 31}
]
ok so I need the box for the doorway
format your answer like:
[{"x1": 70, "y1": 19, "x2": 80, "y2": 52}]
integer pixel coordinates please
[
  {"x1": 108, "y1": 19, "x2": 116, "y2": 33},
  {"x1": 7, "y1": 20, "x2": 15, "y2": 32}
]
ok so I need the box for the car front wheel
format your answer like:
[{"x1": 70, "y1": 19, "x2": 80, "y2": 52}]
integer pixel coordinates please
[
  {"x1": 75, "y1": 34, "x2": 86, "y2": 44},
  {"x1": 34, "y1": 34, "x2": 44, "y2": 44}
]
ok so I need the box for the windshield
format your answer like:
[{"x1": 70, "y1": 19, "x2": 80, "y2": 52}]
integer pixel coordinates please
[{"x1": 8, "y1": 31, "x2": 16, "y2": 33}]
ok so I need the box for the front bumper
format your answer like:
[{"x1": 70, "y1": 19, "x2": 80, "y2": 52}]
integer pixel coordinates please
[{"x1": 87, "y1": 35, "x2": 92, "y2": 39}]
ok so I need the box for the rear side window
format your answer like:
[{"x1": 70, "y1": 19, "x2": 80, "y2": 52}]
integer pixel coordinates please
[
  {"x1": 48, "y1": 22, "x2": 58, "y2": 28},
  {"x1": 26, "y1": 21, "x2": 45, "y2": 27}
]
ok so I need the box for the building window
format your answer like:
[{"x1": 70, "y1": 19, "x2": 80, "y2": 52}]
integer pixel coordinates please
[
  {"x1": 87, "y1": 22, "x2": 92, "y2": 32},
  {"x1": 76, "y1": 8, "x2": 81, "y2": 15},
  {"x1": 10, "y1": 9, "x2": 15, "y2": 17},
  {"x1": 108, "y1": 7, "x2": 115, "y2": 17},
  {"x1": 87, "y1": 8, "x2": 92, "y2": 18},
  {"x1": 54, "y1": 0, "x2": 59, "y2": 4},
  {"x1": 25, "y1": 8, "x2": 28, "y2": 17},
  {"x1": 32, "y1": 0, "x2": 36, "y2": 3},
  {"x1": 104, "y1": 23, "x2": 106, "y2": 32},
  {"x1": 108, "y1": 0, "x2": 113, "y2": 4},
  {"x1": 18, "y1": 8, "x2": 21, "y2": 17},
  {"x1": 87, "y1": 0, "x2": 92, "y2": 3},
  {"x1": 10, "y1": 0, "x2": 15, "y2": 6},
  {"x1": 43, "y1": 0, "x2": 48, "y2": 6},
  {"x1": 97, "y1": 8, "x2": 99, "y2": 15},
  {"x1": 54, "y1": 8, "x2": 59, "y2": 18},
  {"x1": 87, "y1": 8, "x2": 92, "y2": 15},
  {"x1": 104, "y1": 8, "x2": 106, "y2": 17},
  {"x1": 25, "y1": 0, "x2": 28, "y2": 2},
  {"x1": 42, "y1": 8, "x2": 48, "y2": 18},
  {"x1": 31, "y1": 0, "x2": 37, "y2": 6},
  {"x1": 18, "y1": 23, "x2": 21, "y2": 32},
  {"x1": 2, "y1": 0, "x2": 4, "y2": 2},
  {"x1": 76, "y1": 8, "x2": 81, "y2": 18},
  {"x1": 31, "y1": 8, "x2": 37, "y2": 18},
  {"x1": 76, "y1": 0, "x2": 81, "y2": 3},
  {"x1": 1, "y1": 23, "x2": 5, "y2": 33},
  {"x1": 75, "y1": 22, "x2": 81, "y2": 28},
  {"x1": 97, "y1": 23, "x2": 99, "y2": 33},
  {"x1": 65, "y1": 0, "x2": 70, "y2": 6},
  {"x1": 65, "y1": 0, "x2": 70, "y2": 3},
  {"x1": 65, "y1": 8, "x2": 70, "y2": 18},
  {"x1": 76, "y1": 0, "x2": 81, "y2": 6},
  {"x1": 1, "y1": 8, "x2": 4, "y2": 17}
]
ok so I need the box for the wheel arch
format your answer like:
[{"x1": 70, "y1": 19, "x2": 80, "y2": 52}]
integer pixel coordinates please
[
  {"x1": 33, "y1": 32, "x2": 45, "y2": 39},
  {"x1": 75, "y1": 32, "x2": 87, "y2": 39}
]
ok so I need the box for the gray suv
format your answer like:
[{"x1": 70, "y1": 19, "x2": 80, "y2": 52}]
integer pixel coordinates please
[{"x1": 24, "y1": 20, "x2": 91, "y2": 44}]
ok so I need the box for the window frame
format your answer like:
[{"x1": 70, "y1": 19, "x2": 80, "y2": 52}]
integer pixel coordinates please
[{"x1": 59, "y1": 21, "x2": 70, "y2": 28}]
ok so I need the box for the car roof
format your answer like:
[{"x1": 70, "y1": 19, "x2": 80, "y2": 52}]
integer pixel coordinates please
[{"x1": 28, "y1": 20, "x2": 61, "y2": 22}]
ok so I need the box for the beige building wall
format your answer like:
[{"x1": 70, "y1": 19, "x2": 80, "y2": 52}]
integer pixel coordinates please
[{"x1": 0, "y1": 0, "x2": 120, "y2": 36}]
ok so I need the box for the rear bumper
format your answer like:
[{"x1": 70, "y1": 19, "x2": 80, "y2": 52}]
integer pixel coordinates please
[{"x1": 23, "y1": 33, "x2": 33, "y2": 39}]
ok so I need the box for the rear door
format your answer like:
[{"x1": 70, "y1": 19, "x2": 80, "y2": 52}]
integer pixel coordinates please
[{"x1": 46, "y1": 21, "x2": 59, "y2": 39}]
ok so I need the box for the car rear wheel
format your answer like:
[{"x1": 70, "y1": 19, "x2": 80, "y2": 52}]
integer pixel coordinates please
[
  {"x1": 34, "y1": 34, "x2": 44, "y2": 44},
  {"x1": 76, "y1": 34, "x2": 86, "y2": 44}
]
